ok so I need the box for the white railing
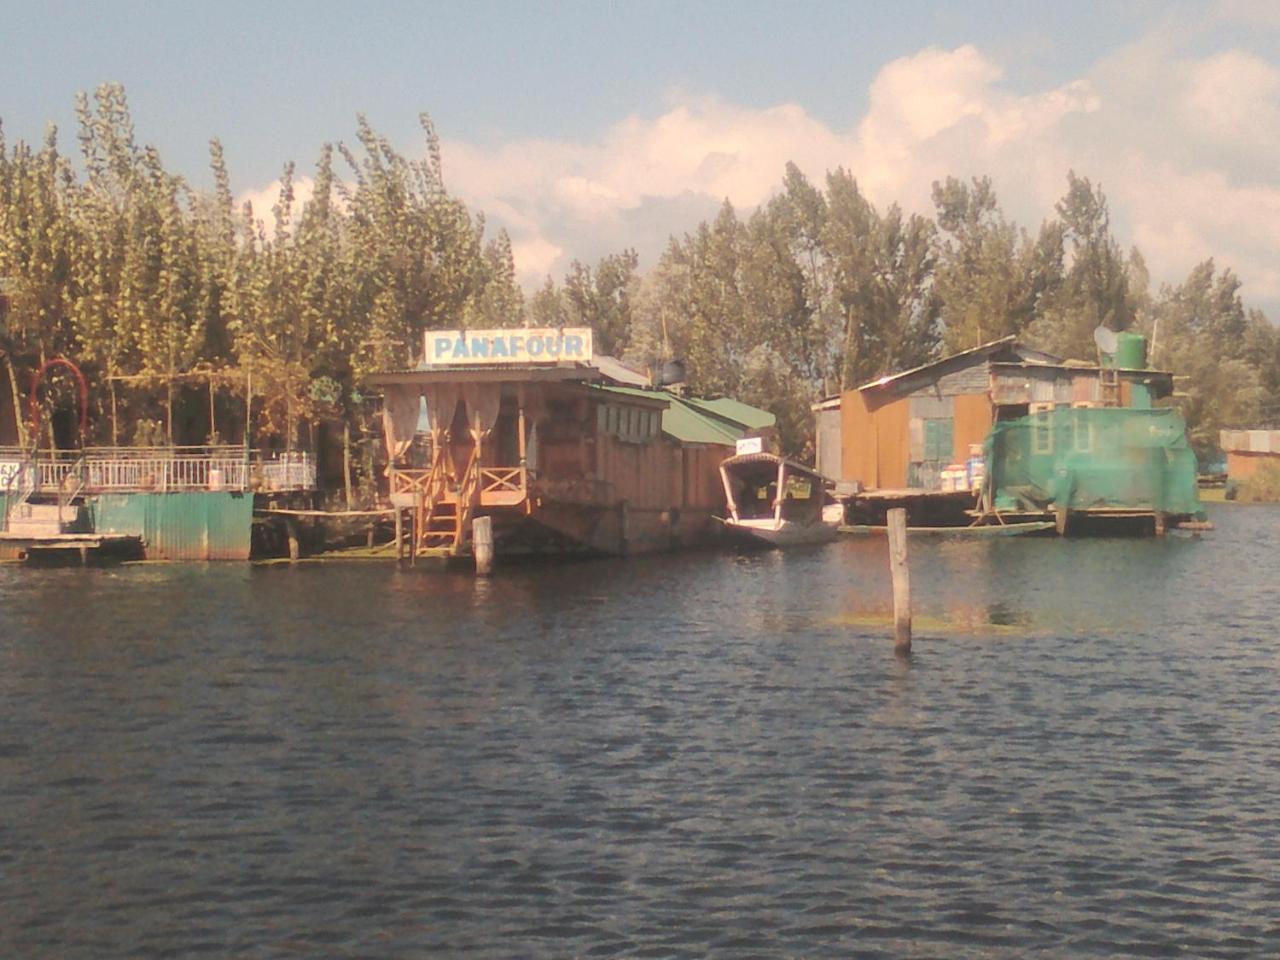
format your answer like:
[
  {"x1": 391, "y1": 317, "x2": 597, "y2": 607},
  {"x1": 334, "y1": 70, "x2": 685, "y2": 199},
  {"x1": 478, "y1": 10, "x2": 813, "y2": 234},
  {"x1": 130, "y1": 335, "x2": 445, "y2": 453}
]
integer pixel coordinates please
[
  {"x1": 2, "y1": 447, "x2": 316, "y2": 495},
  {"x1": 257, "y1": 453, "x2": 316, "y2": 492}
]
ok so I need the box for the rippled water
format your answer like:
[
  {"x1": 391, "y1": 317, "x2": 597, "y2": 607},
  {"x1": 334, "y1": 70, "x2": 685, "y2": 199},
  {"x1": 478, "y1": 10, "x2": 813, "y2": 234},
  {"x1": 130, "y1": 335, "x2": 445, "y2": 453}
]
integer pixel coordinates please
[{"x1": 2, "y1": 504, "x2": 1278, "y2": 958}]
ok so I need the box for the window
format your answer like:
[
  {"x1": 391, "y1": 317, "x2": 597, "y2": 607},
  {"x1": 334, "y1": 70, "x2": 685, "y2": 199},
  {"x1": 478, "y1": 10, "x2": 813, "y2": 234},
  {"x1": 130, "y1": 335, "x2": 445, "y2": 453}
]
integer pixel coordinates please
[
  {"x1": 1073, "y1": 411, "x2": 1094, "y2": 453},
  {"x1": 1033, "y1": 411, "x2": 1054, "y2": 454},
  {"x1": 923, "y1": 418, "x2": 954, "y2": 462}
]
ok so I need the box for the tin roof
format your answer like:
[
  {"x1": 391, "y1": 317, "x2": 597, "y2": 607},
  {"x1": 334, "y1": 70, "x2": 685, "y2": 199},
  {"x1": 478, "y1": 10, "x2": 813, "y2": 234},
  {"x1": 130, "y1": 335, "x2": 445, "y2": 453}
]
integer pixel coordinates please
[
  {"x1": 856, "y1": 337, "x2": 1062, "y2": 393},
  {"x1": 681, "y1": 396, "x2": 777, "y2": 431},
  {"x1": 591, "y1": 385, "x2": 773, "y2": 445}
]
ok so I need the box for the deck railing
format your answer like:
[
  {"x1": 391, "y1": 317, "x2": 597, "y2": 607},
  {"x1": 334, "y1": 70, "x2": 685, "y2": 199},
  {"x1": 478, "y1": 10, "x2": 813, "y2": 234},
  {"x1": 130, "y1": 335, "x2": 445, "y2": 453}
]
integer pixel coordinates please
[{"x1": 0, "y1": 446, "x2": 316, "y2": 495}]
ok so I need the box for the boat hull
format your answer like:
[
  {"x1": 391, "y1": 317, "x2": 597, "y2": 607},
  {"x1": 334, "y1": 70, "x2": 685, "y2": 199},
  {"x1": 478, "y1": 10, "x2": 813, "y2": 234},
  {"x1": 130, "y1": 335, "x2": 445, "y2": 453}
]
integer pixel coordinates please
[{"x1": 722, "y1": 517, "x2": 839, "y2": 548}]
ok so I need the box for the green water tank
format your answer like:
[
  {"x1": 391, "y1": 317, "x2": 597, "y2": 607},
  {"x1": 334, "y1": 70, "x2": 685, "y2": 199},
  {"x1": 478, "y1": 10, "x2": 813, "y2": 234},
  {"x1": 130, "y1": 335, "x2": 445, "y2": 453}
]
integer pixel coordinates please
[{"x1": 1115, "y1": 332, "x2": 1147, "y2": 369}]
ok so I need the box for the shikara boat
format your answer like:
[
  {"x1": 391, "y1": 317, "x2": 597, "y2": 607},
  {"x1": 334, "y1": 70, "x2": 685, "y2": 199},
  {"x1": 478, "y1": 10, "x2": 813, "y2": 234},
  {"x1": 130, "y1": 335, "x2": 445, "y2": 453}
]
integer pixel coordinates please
[{"x1": 719, "y1": 452, "x2": 838, "y2": 547}]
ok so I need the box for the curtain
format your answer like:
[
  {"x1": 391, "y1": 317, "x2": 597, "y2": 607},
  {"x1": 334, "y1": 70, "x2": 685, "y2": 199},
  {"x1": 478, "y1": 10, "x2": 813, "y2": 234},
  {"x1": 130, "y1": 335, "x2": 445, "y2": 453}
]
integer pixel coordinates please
[
  {"x1": 423, "y1": 384, "x2": 462, "y2": 439},
  {"x1": 381, "y1": 384, "x2": 421, "y2": 463},
  {"x1": 460, "y1": 383, "x2": 502, "y2": 438}
]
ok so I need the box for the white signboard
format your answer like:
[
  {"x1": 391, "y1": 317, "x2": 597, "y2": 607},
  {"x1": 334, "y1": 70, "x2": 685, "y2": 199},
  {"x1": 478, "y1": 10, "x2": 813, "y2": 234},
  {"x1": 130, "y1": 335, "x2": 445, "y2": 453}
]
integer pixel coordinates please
[
  {"x1": 736, "y1": 436, "x2": 764, "y2": 455},
  {"x1": 423, "y1": 327, "x2": 593, "y2": 365}
]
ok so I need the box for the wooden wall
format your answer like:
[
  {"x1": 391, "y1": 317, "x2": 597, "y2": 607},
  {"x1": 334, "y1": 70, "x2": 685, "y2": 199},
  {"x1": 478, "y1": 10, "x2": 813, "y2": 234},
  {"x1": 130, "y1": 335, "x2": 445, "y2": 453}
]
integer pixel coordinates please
[
  {"x1": 1227, "y1": 450, "x2": 1280, "y2": 481},
  {"x1": 952, "y1": 393, "x2": 993, "y2": 462},
  {"x1": 840, "y1": 390, "x2": 910, "y2": 489}
]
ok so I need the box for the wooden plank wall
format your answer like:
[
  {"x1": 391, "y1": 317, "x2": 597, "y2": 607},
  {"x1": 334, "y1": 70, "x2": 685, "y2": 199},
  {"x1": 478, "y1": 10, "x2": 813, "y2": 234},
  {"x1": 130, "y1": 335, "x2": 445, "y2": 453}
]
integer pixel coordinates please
[
  {"x1": 1227, "y1": 450, "x2": 1279, "y2": 481},
  {"x1": 952, "y1": 393, "x2": 993, "y2": 462},
  {"x1": 874, "y1": 398, "x2": 910, "y2": 489},
  {"x1": 597, "y1": 434, "x2": 730, "y2": 511},
  {"x1": 840, "y1": 389, "x2": 879, "y2": 487}
]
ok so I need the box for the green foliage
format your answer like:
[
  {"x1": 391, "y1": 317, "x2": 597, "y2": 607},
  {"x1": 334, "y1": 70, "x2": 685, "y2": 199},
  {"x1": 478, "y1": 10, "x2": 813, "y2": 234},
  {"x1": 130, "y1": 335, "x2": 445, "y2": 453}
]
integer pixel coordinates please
[
  {"x1": 1, "y1": 88, "x2": 1276, "y2": 469},
  {"x1": 0, "y1": 86, "x2": 524, "y2": 449}
]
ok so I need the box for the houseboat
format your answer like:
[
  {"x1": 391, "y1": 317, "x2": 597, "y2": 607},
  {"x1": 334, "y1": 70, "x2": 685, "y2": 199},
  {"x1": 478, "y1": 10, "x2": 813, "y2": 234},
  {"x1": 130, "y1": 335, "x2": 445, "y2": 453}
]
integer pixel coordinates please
[{"x1": 369, "y1": 327, "x2": 775, "y2": 563}]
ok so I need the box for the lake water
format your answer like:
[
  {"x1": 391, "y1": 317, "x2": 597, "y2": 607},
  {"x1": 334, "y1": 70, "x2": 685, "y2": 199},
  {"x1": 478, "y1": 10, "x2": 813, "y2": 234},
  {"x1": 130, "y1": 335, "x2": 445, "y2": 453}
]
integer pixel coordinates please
[{"x1": 2, "y1": 504, "x2": 1278, "y2": 958}]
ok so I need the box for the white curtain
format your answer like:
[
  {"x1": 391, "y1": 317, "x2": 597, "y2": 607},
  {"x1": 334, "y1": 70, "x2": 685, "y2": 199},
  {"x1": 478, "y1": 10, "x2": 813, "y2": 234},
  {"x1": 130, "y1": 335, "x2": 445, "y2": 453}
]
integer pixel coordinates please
[
  {"x1": 460, "y1": 383, "x2": 502, "y2": 438},
  {"x1": 381, "y1": 384, "x2": 421, "y2": 462},
  {"x1": 423, "y1": 384, "x2": 462, "y2": 439}
]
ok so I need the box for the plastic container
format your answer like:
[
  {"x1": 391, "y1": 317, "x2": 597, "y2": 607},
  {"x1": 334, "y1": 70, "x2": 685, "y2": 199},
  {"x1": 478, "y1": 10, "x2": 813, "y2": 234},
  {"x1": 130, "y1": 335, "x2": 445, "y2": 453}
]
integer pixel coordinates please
[{"x1": 1115, "y1": 332, "x2": 1146, "y2": 369}]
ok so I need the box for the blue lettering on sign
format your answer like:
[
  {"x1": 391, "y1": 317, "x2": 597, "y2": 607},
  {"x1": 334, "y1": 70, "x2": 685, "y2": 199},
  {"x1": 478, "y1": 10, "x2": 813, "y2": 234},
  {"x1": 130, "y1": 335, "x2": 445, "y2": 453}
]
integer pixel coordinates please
[
  {"x1": 470, "y1": 337, "x2": 489, "y2": 358},
  {"x1": 545, "y1": 336, "x2": 562, "y2": 357},
  {"x1": 510, "y1": 335, "x2": 525, "y2": 357},
  {"x1": 453, "y1": 337, "x2": 469, "y2": 358},
  {"x1": 527, "y1": 336, "x2": 544, "y2": 357},
  {"x1": 564, "y1": 335, "x2": 584, "y2": 357},
  {"x1": 434, "y1": 337, "x2": 453, "y2": 359},
  {"x1": 491, "y1": 337, "x2": 509, "y2": 357}
]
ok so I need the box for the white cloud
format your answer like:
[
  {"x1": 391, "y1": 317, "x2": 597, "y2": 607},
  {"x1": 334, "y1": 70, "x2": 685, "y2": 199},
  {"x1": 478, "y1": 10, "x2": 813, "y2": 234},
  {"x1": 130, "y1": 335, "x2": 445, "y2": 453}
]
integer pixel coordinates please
[
  {"x1": 241, "y1": 33, "x2": 1280, "y2": 308},
  {"x1": 237, "y1": 176, "x2": 316, "y2": 235}
]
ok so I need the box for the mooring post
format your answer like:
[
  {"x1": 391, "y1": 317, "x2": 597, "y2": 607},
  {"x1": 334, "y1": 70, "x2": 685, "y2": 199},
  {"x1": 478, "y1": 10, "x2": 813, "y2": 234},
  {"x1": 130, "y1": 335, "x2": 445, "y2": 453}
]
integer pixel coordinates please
[
  {"x1": 1055, "y1": 504, "x2": 1069, "y2": 537},
  {"x1": 285, "y1": 518, "x2": 301, "y2": 562},
  {"x1": 394, "y1": 506, "x2": 404, "y2": 562},
  {"x1": 473, "y1": 515, "x2": 494, "y2": 576},
  {"x1": 887, "y1": 507, "x2": 911, "y2": 655}
]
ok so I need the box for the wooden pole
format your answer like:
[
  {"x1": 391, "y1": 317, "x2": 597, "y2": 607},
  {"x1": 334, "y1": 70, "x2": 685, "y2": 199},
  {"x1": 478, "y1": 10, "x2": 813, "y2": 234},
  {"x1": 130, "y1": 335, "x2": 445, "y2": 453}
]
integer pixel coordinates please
[
  {"x1": 285, "y1": 518, "x2": 301, "y2": 562},
  {"x1": 342, "y1": 421, "x2": 354, "y2": 510},
  {"x1": 394, "y1": 506, "x2": 404, "y2": 562},
  {"x1": 473, "y1": 515, "x2": 493, "y2": 576},
  {"x1": 887, "y1": 507, "x2": 911, "y2": 654},
  {"x1": 1054, "y1": 504, "x2": 1069, "y2": 537}
]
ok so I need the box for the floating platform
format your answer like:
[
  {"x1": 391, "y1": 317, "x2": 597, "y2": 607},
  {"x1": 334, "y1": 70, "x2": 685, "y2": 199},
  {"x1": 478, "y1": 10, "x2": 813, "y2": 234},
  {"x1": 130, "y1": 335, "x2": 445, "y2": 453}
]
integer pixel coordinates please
[
  {"x1": 0, "y1": 531, "x2": 143, "y2": 562},
  {"x1": 839, "y1": 520, "x2": 1055, "y2": 538}
]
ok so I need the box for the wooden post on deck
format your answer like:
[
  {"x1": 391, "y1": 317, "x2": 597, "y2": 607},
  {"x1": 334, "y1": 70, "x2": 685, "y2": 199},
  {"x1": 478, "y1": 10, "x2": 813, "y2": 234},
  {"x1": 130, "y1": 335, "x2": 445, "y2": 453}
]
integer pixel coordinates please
[
  {"x1": 473, "y1": 515, "x2": 494, "y2": 576},
  {"x1": 394, "y1": 506, "x2": 404, "y2": 561},
  {"x1": 887, "y1": 507, "x2": 911, "y2": 655}
]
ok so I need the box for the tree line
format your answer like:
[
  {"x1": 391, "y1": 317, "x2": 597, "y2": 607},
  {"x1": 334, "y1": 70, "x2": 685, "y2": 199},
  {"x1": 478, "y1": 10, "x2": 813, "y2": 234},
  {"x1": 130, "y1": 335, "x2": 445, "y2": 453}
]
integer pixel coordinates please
[{"x1": 2, "y1": 85, "x2": 1277, "y2": 472}]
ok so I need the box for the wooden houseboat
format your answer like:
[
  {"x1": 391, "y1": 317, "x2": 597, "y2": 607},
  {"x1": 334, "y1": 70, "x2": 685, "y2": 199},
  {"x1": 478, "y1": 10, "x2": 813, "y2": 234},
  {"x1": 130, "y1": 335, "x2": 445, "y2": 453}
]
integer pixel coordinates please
[{"x1": 369, "y1": 327, "x2": 775, "y2": 563}]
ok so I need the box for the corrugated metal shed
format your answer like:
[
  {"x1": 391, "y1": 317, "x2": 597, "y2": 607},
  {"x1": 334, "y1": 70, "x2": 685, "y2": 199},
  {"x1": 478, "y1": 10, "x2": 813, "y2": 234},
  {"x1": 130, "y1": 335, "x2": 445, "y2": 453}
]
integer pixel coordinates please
[{"x1": 93, "y1": 491, "x2": 253, "y2": 560}]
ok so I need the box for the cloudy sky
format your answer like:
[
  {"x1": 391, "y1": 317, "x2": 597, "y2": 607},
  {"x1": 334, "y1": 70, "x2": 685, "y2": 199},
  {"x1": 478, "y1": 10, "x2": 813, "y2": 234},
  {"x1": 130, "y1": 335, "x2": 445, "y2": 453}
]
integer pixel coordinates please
[{"x1": 5, "y1": 0, "x2": 1280, "y2": 310}]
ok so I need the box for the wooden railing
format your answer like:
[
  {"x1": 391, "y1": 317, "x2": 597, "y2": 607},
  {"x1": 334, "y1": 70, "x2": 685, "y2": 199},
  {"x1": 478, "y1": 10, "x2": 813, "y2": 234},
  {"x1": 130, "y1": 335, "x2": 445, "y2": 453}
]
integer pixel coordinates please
[
  {"x1": 479, "y1": 467, "x2": 527, "y2": 496},
  {"x1": 394, "y1": 464, "x2": 529, "y2": 506}
]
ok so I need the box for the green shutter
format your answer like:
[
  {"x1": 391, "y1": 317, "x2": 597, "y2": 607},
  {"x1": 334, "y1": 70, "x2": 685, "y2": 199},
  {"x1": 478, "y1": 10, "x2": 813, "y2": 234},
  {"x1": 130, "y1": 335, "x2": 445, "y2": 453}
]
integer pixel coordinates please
[{"x1": 924, "y1": 418, "x2": 954, "y2": 462}]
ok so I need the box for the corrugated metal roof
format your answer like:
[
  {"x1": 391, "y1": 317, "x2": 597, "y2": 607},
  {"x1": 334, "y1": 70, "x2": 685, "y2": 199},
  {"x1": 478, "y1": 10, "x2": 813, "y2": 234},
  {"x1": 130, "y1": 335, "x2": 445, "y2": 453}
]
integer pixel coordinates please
[
  {"x1": 589, "y1": 385, "x2": 770, "y2": 445},
  {"x1": 856, "y1": 336, "x2": 1063, "y2": 393},
  {"x1": 681, "y1": 396, "x2": 777, "y2": 431}
]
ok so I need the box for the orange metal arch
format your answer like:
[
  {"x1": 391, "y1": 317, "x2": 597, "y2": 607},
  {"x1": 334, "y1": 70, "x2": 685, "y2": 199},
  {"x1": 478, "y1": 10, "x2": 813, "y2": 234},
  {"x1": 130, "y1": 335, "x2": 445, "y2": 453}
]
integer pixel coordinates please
[{"x1": 29, "y1": 357, "x2": 90, "y2": 447}]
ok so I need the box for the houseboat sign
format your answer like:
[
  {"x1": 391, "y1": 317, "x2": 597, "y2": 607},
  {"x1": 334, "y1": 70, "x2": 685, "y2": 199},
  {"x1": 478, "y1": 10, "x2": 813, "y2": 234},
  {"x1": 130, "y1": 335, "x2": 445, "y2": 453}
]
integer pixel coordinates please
[{"x1": 423, "y1": 327, "x2": 594, "y2": 365}]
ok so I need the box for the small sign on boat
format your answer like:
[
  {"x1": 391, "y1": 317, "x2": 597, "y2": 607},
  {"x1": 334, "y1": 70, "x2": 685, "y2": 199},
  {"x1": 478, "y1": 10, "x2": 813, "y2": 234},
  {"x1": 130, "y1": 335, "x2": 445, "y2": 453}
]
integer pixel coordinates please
[
  {"x1": 423, "y1": 327, "x2": 593, "y2": 365},
  {"x1": 736, "y1": 436, "x2": 763, "y2": 455}
]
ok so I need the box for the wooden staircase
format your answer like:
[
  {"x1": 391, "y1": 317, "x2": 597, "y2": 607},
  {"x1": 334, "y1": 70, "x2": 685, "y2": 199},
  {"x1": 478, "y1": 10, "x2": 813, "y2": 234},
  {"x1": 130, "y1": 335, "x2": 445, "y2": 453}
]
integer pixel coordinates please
[{"x1": 412, "y1": 444, "x2": 482, "y2": 557}]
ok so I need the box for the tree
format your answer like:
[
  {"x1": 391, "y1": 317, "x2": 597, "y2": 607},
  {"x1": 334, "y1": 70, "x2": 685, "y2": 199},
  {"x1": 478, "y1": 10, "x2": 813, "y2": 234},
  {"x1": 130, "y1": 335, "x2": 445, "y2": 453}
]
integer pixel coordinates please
[{"x1": 562, "y1": 249, "x2": 639, "y2": 356}]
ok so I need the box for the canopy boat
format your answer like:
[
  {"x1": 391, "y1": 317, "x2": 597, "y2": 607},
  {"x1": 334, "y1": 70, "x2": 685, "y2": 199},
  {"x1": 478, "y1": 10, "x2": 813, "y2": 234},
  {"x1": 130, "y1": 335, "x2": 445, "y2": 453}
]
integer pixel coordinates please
[{"x1": 719, "y1": 452, "x2": 838, "y2": 547}]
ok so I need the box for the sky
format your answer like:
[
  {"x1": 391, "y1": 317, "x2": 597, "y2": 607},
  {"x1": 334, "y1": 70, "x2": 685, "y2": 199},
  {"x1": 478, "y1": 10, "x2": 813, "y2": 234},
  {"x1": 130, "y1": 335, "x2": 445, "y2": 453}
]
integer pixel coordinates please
[{"x1": 4, "y1": 0, "x2": 1280, "y2": 311}]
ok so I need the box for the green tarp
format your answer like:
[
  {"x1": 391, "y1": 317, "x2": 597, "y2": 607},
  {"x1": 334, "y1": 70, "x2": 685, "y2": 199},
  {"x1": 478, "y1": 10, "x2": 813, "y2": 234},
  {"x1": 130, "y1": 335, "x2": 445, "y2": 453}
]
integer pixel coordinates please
[{"x1": 986, "y1": 407, "x2": 1203, "y2": 516}]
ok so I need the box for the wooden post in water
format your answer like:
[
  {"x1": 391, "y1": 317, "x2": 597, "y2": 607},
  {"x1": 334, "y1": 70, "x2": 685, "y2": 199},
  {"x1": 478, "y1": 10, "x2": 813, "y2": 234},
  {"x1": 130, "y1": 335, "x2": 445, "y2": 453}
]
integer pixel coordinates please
[
  {"x1": 887, "y1": 507, "x2": 911, "y2": 654},
  {"x1": 473, "y1": 515, "x2": 494, "y2": 576},
  {"x1": 285, "y1": 518, "x2": 301, "y2": 562},
  {"x1": 394, "y1": 506, "x2": 404, "y2": 562}
]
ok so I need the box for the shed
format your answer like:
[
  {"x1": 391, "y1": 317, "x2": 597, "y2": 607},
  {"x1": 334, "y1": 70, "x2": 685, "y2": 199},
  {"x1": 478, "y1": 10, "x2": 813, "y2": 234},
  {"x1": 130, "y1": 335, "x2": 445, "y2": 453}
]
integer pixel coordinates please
[{"x1": 835, "y1": 337, "x2": 1175, "y2": 492}]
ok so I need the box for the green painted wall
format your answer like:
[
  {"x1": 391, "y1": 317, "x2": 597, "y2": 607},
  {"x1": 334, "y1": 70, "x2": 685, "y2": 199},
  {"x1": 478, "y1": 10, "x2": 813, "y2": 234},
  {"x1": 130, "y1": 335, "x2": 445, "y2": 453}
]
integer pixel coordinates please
[{"x1": 92, "y1": 491, "x2": 253, "y2": 560}]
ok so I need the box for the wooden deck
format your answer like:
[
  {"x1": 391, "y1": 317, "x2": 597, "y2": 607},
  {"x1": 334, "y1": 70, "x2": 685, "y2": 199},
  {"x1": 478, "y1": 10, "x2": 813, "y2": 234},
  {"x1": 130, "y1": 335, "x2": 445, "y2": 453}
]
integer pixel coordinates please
[{"x1": 0, "y1": 531, "x2": 143, "y2": 562}]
